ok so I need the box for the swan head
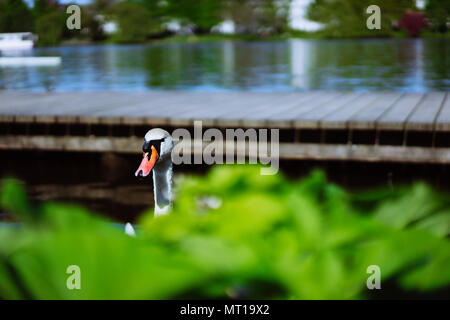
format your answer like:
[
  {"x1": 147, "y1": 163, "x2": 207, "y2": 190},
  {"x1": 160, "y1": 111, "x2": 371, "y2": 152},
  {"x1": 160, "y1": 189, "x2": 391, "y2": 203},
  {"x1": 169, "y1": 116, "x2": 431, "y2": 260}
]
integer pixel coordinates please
[{"x1": 135, "y1": 128, "x2": 173, "y2": 178}]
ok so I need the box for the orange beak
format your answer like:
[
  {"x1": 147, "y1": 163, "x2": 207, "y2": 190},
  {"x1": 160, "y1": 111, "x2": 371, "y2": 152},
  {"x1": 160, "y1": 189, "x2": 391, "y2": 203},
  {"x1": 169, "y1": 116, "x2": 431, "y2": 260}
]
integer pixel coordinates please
[{"x1": 135, "y1": 145, "x2": 159, "y2": 177}]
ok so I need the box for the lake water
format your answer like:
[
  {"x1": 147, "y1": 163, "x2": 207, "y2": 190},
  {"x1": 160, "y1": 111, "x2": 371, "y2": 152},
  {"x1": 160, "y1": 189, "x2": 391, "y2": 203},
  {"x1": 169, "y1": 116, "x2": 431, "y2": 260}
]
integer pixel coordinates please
[{"x1": 0, "y1": 39, "x2": 448, "y2": 92}]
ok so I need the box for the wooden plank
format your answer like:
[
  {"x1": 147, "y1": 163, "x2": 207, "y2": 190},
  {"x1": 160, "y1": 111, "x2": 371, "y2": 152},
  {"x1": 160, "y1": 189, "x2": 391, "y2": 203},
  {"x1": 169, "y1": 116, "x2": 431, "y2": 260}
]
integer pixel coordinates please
[
  {"x1": 67, "y1": 92, "x2": 161, "y2": 124},
  {"x1": 293, "y1": 92, "x2": 363, "y2": 129},
  {"x1": 0, "y1": 91, "x2": 49, "y2": 113},
  {"x1": 170, "y1": 92, "x2": 237, "y2": 116},
  {"x1": 111, "y1": 92, "x2": 216, "y2": 125},
  {"x1": 53, "y1": 92, "x2": 155, "y2": 117},
  {"x1": 193, "y1": 92, "x2": 311, "y2": 128},
  {"x1": 117, "y1": 91, "x2": 202, "y2": 126},
  {"x1": 96, "y1": 91, "x2": 194, "y2": 117},
  {"x1": 0, "y1": 91, "x2": 448, "y2": 132},
  {"x1": 1, "y1": 91, "x2": 161, "y2": 124},
  {"x1": 94, "y1": 92, "x2": 175, "y2": 125},
  {"x1": 270, "y1": 92, "x2": 344, "y2": 128},
  {"x1": 376, "y1": 93, "x2": 424, "y2": 130},
  {"x1": 0, "y1": 92, "x2": 69, "y2": 123},
  {"x1": 1, "y1": 135, "x2": 449, "y2": 164},
  {"x1": 406, "y1": 92, "x2": 447, "y2": 131},
  {"x1": 435, "y1": 93, "x2": 450, "y2": 132},
  {"x1": 0, "y1": 92, "x2": 118, "y2": 124},
  {"x1": 121, "y1": 91, "x2": 214, "y2": 126},
  {"x1": 0, "y1": 114, "x2": 14, "y2": 123},
  {"x1": 0, "y1": 135, "x2": 141, "y2": 153},
  {"x1": 138, "y1": 92, "x2": 231, "y2": 127},
  {"x1": 348, "y1": 92, "x2": 404, "y2": 130},
  {"x1": 320, "y1": 92, "x2": 380, "y2": 129},
  {"x1": 33, "y1": 92, "x2": 102, "y2": 124},
  {"x1": 165, "y1": 92, "x2": 234, "y2": 126},
  {"x1": 240, "y1": 92, "x2": 322, "y2": 127},
  {"x1": 167, "y1": 93, "x2": 247, "y2": 128},
  {"x1": 279, "y1": 143, "x2": 450, "y2": 164},
  {"x1": 14, "y1": 115, "x2": 35, "y2": 123},
  {"x1": 228, "y1": 92, "x2": 306, "y2": 119},
  {"x1": 209, "y1": 93, "x2": 287, "y2": 127}
]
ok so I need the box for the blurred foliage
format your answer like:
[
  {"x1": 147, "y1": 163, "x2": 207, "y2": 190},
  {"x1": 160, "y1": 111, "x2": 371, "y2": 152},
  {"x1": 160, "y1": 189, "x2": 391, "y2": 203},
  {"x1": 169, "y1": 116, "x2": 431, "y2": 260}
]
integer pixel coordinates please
[
  {"x1": 78, "y1": 5, "x2": 106, "y2": 41},
  {"x1": 169, "y1": 0, "x2": 224, "y2": 33},
  {"x1": 0, "y1": 0, "x2": 64, "y2": 46},
  {"x1": 32, "y1": 0, "x2": 56, "y2": 18},
  {"x1": 132, "y1": 0, "x2": 291, "y2": 36},
  {"x1": 0, "y1": 166, "x2": 449, "y2": 299},
  {"x1": 223, "y1": 0, "x2": 291, "y2": 35},
  {"x1": 399, "y1": 10, "x2": 427, "y2": 37},
  {"x1": 106, "y1": 2, "x2": 153, "y2": 43},
  {"x1": 426, "y1": 0, "x2": 450, "y2": 33},
  {"x1": 0, "y1": 0, "x2": 448, "y2": 45},
  {"x1": 35, "y1": 10, "x2": 65, "y2": 46},
  {"x1": 0, "y1": 0, "x2": 34, "y2": 32}
]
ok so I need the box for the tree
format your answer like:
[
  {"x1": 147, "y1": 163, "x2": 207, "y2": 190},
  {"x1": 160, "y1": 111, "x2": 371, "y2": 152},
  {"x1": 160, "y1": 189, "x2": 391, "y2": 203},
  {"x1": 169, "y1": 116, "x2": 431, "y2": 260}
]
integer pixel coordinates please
[
  {"x1": 167, "y1": 0, "x2": 224, "y2": 33},
  {"x1": 0, "y1": 0, "x2": 34, "y2": 32},
  {"x1": 35, "y1": 10, "x2": 64, "y2": 45},
  {"x1": 32, "y1": 0, "x2": 58, "y2": 18},
  {"x1": 426, "y1": 0, "x2": 450, "y2": 33},
  {"x1": 127, "y1": 0, "x2": 172, "y2": 35},
  {"x1": 80, "y1": 5, "x2": 107, "y2": 41},
  {"x1": 224, "y1": 0, "x2": 291, "y2": 35},
  {"x1": 107, "y1": 2, "x2": 152, "y2": 43}
]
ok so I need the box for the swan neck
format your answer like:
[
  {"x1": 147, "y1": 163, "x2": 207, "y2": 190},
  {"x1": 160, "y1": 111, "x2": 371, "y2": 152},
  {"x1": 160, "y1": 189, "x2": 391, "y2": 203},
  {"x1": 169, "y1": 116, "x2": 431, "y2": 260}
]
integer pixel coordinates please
[{"x1": 152, "y1": 158, "x2": 172, "y2": 216}]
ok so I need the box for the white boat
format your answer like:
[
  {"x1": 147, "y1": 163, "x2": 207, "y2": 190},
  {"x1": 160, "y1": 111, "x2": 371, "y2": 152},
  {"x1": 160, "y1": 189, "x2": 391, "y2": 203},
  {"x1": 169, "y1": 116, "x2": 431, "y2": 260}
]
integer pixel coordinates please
[
  {"x1": 0, "y1": 56, "x2": 61, "y2": 67},
  {"x1": 0, "y1": 32, "x2": 36, "y2": 50}
]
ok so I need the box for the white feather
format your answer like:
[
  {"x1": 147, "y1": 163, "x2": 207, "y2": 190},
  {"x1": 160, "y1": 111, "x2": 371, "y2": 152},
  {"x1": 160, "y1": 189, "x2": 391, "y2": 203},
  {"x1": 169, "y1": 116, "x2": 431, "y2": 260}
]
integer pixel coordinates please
[{"x1": 124, "y1": 222, "x2": 136, "y2": 237}]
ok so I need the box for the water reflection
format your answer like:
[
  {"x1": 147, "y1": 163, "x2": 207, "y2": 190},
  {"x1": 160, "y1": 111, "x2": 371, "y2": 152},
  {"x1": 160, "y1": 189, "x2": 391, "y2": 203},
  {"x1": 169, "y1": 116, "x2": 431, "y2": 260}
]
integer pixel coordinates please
[
  {"x1": 290, "y1": 39, "x2": 317, "y2": 89},
  {"x1": 0, "y1": 39, "x2": 448, "y2": 91}
]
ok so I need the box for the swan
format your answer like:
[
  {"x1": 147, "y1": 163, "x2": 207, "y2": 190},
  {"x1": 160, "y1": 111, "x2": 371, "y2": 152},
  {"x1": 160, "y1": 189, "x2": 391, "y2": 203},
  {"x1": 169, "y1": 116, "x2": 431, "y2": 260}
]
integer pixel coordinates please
[
  {"x1": 135, "y1": 128, "x2": 174, "y2": 217},
  {"x1": 124, "y1": 128, "x2": 220, "y2": 236}
]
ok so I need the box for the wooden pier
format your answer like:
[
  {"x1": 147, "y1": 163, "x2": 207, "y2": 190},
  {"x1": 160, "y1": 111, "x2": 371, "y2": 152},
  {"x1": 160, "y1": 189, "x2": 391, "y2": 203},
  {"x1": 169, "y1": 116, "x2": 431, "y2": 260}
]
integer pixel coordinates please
[{"x1": 0, "y1": 90, "x2": 449, "y2": 163}]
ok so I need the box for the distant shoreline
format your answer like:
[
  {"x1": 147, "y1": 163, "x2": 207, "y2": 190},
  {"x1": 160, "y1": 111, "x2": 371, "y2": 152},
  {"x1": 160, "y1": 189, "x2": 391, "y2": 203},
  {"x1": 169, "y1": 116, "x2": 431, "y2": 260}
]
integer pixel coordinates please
[{"x1": 56, "y1": 31, "x2": 449, "y2": 47}]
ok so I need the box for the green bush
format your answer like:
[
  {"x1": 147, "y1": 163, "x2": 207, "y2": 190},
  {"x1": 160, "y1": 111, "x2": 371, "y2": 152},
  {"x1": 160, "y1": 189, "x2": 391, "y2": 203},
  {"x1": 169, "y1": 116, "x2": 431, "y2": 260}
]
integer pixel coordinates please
[
  {"x1": 35, "y1": 11, "x2": 64, "y2": 46},
  {"x1": 0, "y1": 166, "x2": 449, "y2": 299}
]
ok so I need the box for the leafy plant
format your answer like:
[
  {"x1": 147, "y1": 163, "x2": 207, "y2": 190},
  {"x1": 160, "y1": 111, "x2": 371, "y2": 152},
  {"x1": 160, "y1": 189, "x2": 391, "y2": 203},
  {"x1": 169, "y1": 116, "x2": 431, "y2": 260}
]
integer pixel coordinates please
[{"x1": 0, "y1": 166, "x2": 449, "y2": 299}]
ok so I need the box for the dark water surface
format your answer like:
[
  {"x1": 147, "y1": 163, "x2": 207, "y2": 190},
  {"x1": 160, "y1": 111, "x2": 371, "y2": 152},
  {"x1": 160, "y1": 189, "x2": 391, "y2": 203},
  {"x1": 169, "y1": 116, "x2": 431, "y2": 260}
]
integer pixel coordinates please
[
  {"x1": 1, "y1": 151, "x2": 449, "y2": 223},
  {"x1": 0, "y1": 39, "x2": 448, "y2": 92}
]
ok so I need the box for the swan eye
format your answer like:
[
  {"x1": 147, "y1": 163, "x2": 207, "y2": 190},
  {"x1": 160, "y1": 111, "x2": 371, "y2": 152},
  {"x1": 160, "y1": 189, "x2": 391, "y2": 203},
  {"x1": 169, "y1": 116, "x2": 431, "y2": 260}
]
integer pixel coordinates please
[
  {"x1": 142, "y1": 138, "x2": 164, "y2": 155},
  {"x1": 142, "y1": 141, "x2": 151, "y2": 153}
]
